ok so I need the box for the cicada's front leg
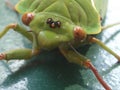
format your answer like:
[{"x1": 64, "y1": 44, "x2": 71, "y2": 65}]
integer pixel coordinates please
[
  {"x1": 0, "y1": 48, "x2": 33, "y2": 60},
  {"x1": 59, "y1": 45, "x2": 111, "y2": 90},
  {"x1": 0, "y1": 24, "x2": 33, "y2": 41},
  {"x1": 0, "y1": 24, "x2": 40, "y2": 61}
]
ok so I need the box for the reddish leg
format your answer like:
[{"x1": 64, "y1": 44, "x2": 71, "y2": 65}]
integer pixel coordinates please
[
  {"x1": 84, "y1": 61, "x2": 111, "y2": 90},
  {"x1": 0, "y1": 53, "x2": 6, "y2": 60},
  {"x1": 59, "y1": 46, "x2": 111, "y2": 90}
]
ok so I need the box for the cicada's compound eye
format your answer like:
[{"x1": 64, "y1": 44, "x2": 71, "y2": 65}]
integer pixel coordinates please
[
  {"x1": 22, "y1": 13, "x2": 34, "y2": 26},
  {"x1": 74, "y1": 26, "x2": 86, "y2": 41}
]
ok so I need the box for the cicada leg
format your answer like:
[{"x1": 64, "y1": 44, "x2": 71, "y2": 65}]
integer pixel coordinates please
[
  {"x1": 0, "y1": 49, "x2": 32, "y2": 60},
  {"x1": 0, "y1": 24, "x2": 40, "y2": 61},
  {"x1": 59, "y1": 45, "x2": 111, "y2": 90},
  {"x1": 0, "y1": 24, "x2": 33, "y2": 41},
  {"x1": 102, "y1": 22, "x2": 120, "y2": 30},
  {"x1": 88, "y1": 36, "x2": 120, "y2": 62}
]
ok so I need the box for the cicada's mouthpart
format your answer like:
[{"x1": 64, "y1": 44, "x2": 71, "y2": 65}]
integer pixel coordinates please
[{"x1": 22, "y1": 13, "x2": 34, "y2": 26}]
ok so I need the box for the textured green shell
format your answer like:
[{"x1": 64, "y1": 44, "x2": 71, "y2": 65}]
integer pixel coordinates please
[{"x1": 15, "y1": 0, "x2": 101, "y2": 34}]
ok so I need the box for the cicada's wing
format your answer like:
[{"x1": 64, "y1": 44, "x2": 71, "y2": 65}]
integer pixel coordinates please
[
  {"x1": 75, "y1": 0, "x2": 101, "y2": 34},
  {"x1": 15, "y1": 0, "x2": 56, "y2": 14}
]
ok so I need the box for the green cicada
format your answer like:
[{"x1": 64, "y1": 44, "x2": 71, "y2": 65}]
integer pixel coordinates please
[{"x1": 0, "y1": 0, "x2": 120, "y2": 90}]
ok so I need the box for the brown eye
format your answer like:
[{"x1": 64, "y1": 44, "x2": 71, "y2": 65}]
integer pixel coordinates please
[
  {"x1": 55, "y1": 21, "x2": 61, "y2": 28},
  {"x1": 46, "y1": 18, "x2": 53, "y2": 24},
  {"x1": 46, "y1": 18, "x2": 61, "y2": 28},
  {"x1": 50, "y1": 22, "x2": 56, "y2": 28},
  {"x1": 22, "y1": 12, "x2": 34, "y2": 26}
]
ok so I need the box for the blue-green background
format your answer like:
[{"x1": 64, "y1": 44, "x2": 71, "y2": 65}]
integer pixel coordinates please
[{"x1": 0, "y1": 0, "x2": 120, "y2": 90}]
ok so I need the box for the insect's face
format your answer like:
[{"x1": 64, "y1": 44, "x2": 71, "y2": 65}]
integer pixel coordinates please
[
  {"x1": 22, "y1": 12, "x2": 79, "y2": 49},
  {"x1": 19, "y1": 0, "x2": 101, "y2": 50},
  {"x1": 22, "y1": 12, "x2": 74, "y2": 35}
]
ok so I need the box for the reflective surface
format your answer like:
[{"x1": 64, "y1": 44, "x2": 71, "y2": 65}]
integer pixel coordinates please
[{"x1": 0, "y1": 0, "x2": 120, "y2": 90}]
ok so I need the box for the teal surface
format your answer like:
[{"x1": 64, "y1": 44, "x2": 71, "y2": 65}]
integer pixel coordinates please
[{"x1": 0, "y1": 0, "x2": 120, "y2": 90}]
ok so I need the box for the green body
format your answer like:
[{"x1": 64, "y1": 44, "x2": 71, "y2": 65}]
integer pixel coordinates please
[
  {"x1": 15, "y1": 0, "x2": 101, "y2": 50},
  {"x1": 1, "y1": 0, "x2": 120, "y2": 89}
]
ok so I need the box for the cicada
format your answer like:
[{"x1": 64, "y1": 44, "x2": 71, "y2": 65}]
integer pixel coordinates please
[{"x1": 0, "y1": 0, "x2": 120, "y2": 90}]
